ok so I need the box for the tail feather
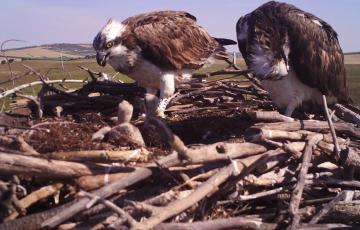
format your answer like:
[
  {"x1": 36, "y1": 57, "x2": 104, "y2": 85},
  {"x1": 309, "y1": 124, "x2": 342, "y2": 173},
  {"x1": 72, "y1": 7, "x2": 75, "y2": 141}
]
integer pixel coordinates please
[{"x1": 214, "y1": 37, "x2": 237, "y2": 46}]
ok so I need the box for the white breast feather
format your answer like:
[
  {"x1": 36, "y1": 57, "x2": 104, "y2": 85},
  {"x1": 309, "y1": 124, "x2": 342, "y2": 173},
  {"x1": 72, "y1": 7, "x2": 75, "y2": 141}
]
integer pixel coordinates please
[
  {"x1": 125, "y1": 58, "x2": 193, "y2": 90},
  {"x1": 261, "y1": 69, "x2": 323, "y2": 110}
]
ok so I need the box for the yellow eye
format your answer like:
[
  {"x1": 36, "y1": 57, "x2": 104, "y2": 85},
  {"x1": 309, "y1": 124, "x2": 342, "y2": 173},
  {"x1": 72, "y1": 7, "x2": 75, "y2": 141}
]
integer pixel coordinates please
[{"x1": 106, "y1": 41, "x2": 113, "y2": 49}]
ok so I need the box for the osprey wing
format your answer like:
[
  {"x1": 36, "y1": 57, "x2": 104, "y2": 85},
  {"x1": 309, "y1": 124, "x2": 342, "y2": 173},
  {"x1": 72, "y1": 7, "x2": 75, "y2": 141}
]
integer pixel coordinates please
[
  {"x1": 277, "y1": 2, "x2": 349, "y2": 102},
  {"x1": 124, "y1": 11, "x2": 221, "y2": 70},
  {"x1": 238, "y1": 1, "x2": 349, "y2": 102}
]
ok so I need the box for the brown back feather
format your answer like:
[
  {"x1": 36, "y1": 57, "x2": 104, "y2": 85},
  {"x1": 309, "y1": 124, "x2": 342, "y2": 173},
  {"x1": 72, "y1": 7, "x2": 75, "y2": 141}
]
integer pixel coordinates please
[
  {"x1": 122, "y1": 11, "x2": 221, "y2": 70},
  {"x1": 236, "y1": 1, "x2": 350, "y2": 102}
]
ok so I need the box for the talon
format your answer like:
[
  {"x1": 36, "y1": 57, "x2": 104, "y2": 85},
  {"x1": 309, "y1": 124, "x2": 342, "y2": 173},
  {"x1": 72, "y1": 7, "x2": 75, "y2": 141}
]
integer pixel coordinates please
[{"x1": 155, "y1": 108, "x2": 166, "y2": 118}]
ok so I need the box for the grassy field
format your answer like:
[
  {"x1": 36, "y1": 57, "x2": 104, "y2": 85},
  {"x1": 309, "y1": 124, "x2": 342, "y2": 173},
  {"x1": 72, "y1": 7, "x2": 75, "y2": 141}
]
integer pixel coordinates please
[
  {"x1": 0, "y1": 58, "x2": 359, "y2": 109},
  {"x1": 0, "y1": 58, "x2": 245, "y2": 93},
  {"x1": 346, "y1": 64, "x2": 360, "y2": 105}
]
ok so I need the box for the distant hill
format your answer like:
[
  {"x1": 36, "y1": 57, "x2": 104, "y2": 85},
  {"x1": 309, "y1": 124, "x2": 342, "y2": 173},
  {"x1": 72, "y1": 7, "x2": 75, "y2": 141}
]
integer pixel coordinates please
[
  {"x1": 0, "y1": 43, "x2": 95, "y2": 60},
  {"x1": 1, "y1": 43, "x2": 359, "y2": 64},
  {"x1": 345, "y1": 52, "x2": 360, "y2": 55}
]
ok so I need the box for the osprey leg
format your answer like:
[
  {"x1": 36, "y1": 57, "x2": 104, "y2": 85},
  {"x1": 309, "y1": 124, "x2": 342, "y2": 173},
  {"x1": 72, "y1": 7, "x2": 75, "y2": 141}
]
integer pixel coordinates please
[
  {"x1": 285, "y1": 98, "x2": 300, "y2": 117},
  {"x1": 155, "y1": 74, "x2": 176, "y2": 118}
]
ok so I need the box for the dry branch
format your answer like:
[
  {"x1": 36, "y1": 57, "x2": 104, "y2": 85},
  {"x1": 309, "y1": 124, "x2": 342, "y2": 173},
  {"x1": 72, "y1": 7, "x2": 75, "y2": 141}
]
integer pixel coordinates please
[
  {"x1": 15, "y1": 93, "x2": 43, "y2": 118},
  {"x1": 335, "y1": 103, "x2": 360, "y2": 126},
  {"x1": 131, "y1": 152, "x2": 277, "y2": 229},
  {"x1": 248, "y1": 110, "x2": 294, "y2": 122},
  {"x1": 0, "y1": 71, "x2": 33, "y2": 86},
  {"x1": 192, "y1": 69, "x2": 250, "y2": 79},
  {"x1": 2, "y1": 52, "x2": 360, "y2": 230},
  {"x1": 252, "y1": 120, "x2": 360, "y2": 139},
  {"x1": 78, "y1": 190, "x2": 138, "y2": 227},
  {"x1": 0, "y1": 152, "x2": 131, "y2": 179},
  {"x1": 40, "y1": 140, "x2": 272, "y2": 229},
  {"x1": 183, "y1": 142, "x2": 267, "y2": 164},
  {"x1": 155, "y1": 217, "x2": 277, "y2": 230},
  {"x1": 323, "y1": 200, "x2": 360, "y2": 223},
  {"x1": 5, "y1": 183, "x2": 63, "y2": 220},
  {"x1": 75, "y1": 172, "x2": 130, "y2": 191},
  {"x1": 288, "y1": 134, "x2": 323, "y2": 230},
  {"x1": 322, "y1": 95, "x2": 341, "y2": 160},
  {"x1": 47, "y1": 149, "x2": 148, "y2": 163},
  {"x1": 1, "y1": 39, "x2": 27, "y2": 80},
  {"x1": 309, "y1": 191, "x2": 346, "y2": 224},
  {"x1": 0, "y1": 79, "x2": 86, "y2": 99}
]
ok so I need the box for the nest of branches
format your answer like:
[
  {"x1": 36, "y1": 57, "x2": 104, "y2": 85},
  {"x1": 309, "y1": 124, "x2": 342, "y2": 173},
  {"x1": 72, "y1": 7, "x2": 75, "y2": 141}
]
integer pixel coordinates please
[{"x1": 1, "y1": 55, "x2": 360, "y2": 230}]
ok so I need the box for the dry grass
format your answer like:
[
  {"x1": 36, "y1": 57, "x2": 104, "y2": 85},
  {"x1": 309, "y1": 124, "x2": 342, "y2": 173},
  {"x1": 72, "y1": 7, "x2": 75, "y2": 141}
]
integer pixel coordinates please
[
  {"x1": 345, "y1": 54, "x2": 360, "y2": 64},
  {"x1": 1, "y1": 47, "x2": 83, "y2": 59}
]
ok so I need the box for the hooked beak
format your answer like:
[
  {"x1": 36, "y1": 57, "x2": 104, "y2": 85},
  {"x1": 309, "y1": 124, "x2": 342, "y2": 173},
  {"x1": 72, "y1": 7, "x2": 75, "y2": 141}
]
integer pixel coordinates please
[{"x1": 96, "y1": 52, "x2": 110, "y2": 67}]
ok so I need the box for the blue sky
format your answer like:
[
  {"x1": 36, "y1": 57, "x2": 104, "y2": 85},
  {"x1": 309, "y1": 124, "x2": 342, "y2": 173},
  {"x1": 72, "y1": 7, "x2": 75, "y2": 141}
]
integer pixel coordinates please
[{"x1": 1, "y1": 0, "x2": 359, "y2": 52}]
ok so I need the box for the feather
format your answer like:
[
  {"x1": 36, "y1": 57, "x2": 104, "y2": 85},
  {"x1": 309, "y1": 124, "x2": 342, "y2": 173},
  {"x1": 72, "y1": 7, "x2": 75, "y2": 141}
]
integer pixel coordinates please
[
  {"x1": 236, "y1": 1, "x2": 350, "y2": 104},
  {"x1": 121, "y1": 11, "x2": 225, "y2": 70}
]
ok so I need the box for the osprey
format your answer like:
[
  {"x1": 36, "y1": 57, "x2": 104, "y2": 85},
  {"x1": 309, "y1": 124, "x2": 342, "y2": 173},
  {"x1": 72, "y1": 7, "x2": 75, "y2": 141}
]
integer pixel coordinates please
[
  {"x1": 236, "y1": 1, "x2": 350, "y2": 116},
  {"x1": 93, "y1": 11, "x2": 236, "y2": 117}
]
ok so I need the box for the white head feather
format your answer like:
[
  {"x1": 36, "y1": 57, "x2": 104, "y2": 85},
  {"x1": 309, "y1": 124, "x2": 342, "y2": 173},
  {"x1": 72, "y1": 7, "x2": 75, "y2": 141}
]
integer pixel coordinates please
[{"x1": 100, "y1": 19, "x2": 127, "y2": 42}]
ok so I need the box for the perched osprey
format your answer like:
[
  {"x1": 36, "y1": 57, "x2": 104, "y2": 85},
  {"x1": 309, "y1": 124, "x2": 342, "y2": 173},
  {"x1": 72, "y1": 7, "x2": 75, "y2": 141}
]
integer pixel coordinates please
[
  {"x1": 93, "y1": 11, "x2": 236, "y2": 117},
  {"x1": 236, "y1": 1, "x2": 350, "y2": 116}
]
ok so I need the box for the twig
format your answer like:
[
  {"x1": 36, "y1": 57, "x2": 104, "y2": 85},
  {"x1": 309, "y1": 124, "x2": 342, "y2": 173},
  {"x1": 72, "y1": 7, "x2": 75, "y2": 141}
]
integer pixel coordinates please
[
  {"x1": 78, "y1": 190, "x2": 137, "y2": 227},
  {"x1": 0, "y1": 151, "x2": 131, "y2": 179},
  {"x1": 334, "y1": 103, "x2": 360, "y2": 126},
  {"x1": 47, "y1": 149, "x2": 147, "y2": 163},
  {"x1": 248, "y1": 110, "x2": 295, "y2": 122},
  {"x1": 0, "y1": 71, "x2": 33, "y2": 86},
  {"x1": 218, "y1": 186, "x2": 290, "y2": 205},
  {"x1": 192, "y1": 69, "x2": 250, "y2": 79},
  {"x1": 253, "y1": 120, "x2": 360, "y2": 139},
  {"x1": 154, "y1": 160, "x2": 182, "y2": 185},
  {"x1": 288, "y1": 134, "x2": 323, "y2": 230},
  {"x1": 5, "y1": 183, "x2": 63, "y2": 220},
  {"x1": 78, "y1": 65, "x2": 103, "y2": 81},
  {"x1": 306, "y1": 178, "x2": 360, "y2": 188},
  {"x1": 15, "y1": 93, "x2": 43, "y2": 118},
  {"x1": 1, "y1": 39, "x2": 27, "y2": 80},
  {"x1": 173, "y1": 169, "x2": 219, "y2": 191},
  {"x1": 322, "y1": 95, "x2": 341, "y2": 160},
  {"x1": 40, "y1": 139, "x2": 268, "y2": 229},
  {"x1": 213, "y1": 52, "x2": 265, "y2": 91},
  {"x1": 309, "y1": 191, "x2": 346, "y2": 224},
  {"x1": 0, "y1": 79, "x2": 87, "y2": 99},
  {"x1": 131, "y1": 153, "x2": 274, "y2": 230},
  {"x1": 14, "y1": 136, "x2": 40, "y2": 155},
  {"x1": 0, "y1": 96, "x2": 6, "y2": 112},
  {"x1": 155, "y1": 216, "x2": 277, "y2": 230},
  {"x1": 59, "y1": 49, "x2": 72, "y2": 79}
]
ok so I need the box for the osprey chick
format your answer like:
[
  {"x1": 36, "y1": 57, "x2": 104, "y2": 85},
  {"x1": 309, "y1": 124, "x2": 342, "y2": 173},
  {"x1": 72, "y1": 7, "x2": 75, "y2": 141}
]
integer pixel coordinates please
[
  {"x1": 236, "y1": 1, "x2": 350, "y2": 116},
  {"x1": 94, "y1": 11, "x2": 236, "y2": 117}
]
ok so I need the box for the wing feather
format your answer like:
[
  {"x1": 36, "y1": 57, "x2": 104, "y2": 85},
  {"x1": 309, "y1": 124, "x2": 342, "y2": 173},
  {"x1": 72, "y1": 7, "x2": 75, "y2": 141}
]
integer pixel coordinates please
[
  {"x1": 123, "y1": 11, "x2": 220, "y2": 70},
  {"x1": 236, "y1": 1, "x2": 349, "y2": 101},
  {"x1": 282, "y1": 4, "x2": 349, "y2": 101}
]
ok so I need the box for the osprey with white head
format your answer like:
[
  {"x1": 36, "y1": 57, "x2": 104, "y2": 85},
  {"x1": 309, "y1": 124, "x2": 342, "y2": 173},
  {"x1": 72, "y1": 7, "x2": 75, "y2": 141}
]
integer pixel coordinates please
[{"x1": 93, "y1": 11, "x2": 236, "y2": 117}]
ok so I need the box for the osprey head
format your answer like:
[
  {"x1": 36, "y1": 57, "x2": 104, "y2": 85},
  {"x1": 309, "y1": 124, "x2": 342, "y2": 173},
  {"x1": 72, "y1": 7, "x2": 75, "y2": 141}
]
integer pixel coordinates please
[{"x1": 93, "y1": 19, "x2": 127, "y2": 67}]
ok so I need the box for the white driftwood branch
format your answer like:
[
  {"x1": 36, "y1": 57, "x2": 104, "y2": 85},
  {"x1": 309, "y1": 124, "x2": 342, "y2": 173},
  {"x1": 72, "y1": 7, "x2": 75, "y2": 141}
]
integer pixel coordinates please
[{"x1": 0, "y1": 80, "x2": 87, "y2": 99}]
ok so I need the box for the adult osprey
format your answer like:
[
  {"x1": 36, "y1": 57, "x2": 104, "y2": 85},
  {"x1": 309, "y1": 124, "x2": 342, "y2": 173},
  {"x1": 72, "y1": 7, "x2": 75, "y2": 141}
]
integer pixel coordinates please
[
  {"x1": 93, "y1": 11, "x2": 236, "y2": 117},
  {"x1": 236, "y1": 1, "x2": 350, "y2": 116}
]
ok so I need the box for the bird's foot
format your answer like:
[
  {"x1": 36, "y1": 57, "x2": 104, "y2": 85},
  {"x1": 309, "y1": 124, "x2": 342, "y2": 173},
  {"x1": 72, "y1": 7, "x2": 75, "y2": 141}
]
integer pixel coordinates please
[
  {"x1": 158, "y1": 97, "x2": 171, "y2": 111},
  {"x1": 154, "y1": 97, "x2": 171, "y2": 118},
  {"x1": 154, "y1": 108, "x2": 166, "y2": 119}
]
